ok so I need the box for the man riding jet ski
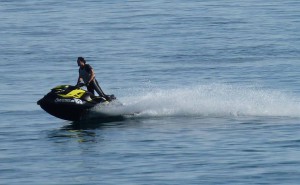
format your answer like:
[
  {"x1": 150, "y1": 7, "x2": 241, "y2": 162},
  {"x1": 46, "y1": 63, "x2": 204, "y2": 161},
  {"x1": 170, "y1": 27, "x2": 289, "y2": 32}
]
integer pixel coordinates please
[{"x1": 37, "y1": 57, "x2": 115, "y2": 121}]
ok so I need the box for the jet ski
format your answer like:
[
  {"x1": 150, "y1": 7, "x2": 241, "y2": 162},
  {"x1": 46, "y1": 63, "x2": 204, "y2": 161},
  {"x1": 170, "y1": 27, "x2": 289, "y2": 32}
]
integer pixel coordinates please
[{"x1": 37, "y1": 84, "x2": 116, "y2": 121}]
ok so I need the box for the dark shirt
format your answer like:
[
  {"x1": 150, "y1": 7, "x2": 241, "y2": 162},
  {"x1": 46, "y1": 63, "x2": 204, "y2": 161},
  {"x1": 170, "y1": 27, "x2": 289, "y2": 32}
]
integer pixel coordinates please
[{"x1": 79, "y1": 64, "x2": 93, "y2": 83}]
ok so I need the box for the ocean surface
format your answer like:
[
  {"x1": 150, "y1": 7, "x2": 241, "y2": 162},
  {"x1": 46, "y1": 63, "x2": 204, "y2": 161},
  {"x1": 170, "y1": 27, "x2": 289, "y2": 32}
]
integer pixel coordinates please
[{"x1": 1, "y1": 1, "x2": 300, "y2": 184}]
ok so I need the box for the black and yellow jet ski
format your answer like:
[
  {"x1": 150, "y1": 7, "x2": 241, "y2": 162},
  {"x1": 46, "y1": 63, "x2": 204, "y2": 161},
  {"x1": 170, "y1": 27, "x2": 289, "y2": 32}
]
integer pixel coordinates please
[{"x1": 37, "y1": 84, "x2": 116, "y2": 121}]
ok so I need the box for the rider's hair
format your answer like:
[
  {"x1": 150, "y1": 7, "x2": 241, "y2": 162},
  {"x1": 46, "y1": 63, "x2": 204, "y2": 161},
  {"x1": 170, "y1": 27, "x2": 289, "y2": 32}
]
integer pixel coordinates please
[{"x1": 77, "y1": 57, "x2": 86, "y2": 64}]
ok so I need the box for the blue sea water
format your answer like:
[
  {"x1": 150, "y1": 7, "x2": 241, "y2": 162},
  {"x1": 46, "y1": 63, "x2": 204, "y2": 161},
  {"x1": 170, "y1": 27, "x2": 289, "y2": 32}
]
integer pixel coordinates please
[{"x1": 1, "y1": 1, "x2": 300, "y2": 184}]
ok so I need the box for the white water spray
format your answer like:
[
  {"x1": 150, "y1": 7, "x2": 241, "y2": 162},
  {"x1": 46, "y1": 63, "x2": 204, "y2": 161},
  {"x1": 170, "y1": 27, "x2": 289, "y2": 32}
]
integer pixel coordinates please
[{"x1": 92, "y1": 84, "x2": 300, "y2": 118}]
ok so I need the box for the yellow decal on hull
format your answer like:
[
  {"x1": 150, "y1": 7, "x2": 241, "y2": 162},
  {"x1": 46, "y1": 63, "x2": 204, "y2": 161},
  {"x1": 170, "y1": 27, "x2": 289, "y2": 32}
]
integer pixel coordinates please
[{"x1": 58, "y1": 89, "x2": 86, "y2": 99}]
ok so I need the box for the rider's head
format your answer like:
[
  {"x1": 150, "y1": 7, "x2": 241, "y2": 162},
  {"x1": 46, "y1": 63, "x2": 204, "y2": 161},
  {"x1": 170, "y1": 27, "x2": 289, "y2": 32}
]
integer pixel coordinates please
[{"x1": 77, "y1": 57, "x2": 86, "y2": 67}]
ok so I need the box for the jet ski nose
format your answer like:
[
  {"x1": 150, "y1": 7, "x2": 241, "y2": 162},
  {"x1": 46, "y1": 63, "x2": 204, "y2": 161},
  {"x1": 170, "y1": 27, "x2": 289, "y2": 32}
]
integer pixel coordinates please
[{"x1": 37, "y1": 99, "x2": 42, "y2": 105}]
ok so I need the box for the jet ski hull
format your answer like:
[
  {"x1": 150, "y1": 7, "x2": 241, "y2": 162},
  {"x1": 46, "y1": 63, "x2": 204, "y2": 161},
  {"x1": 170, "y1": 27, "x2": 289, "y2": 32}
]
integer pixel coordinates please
[
  {"x1": 38, "y1": 97, "x2": 95, "y2": 121},
  {"x1": 37, "y1": 85, "x2": 113, "y2": 121}
]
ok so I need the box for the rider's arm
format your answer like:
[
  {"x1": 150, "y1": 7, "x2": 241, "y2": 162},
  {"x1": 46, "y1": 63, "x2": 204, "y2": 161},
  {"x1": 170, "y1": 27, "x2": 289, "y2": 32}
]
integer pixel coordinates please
[
  {"x1": 77, "y1": 76, "x2": 83, "y2": 85},
  {"x1": 88, "y1": 68, "x2": 95, "y2": 84}
]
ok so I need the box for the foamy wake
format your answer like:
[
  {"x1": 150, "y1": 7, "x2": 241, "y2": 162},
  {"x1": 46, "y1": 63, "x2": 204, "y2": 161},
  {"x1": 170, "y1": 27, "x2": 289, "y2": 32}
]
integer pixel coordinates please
[{"x1": 92, "y1": 84, "x2": 300, "y2": 118}]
